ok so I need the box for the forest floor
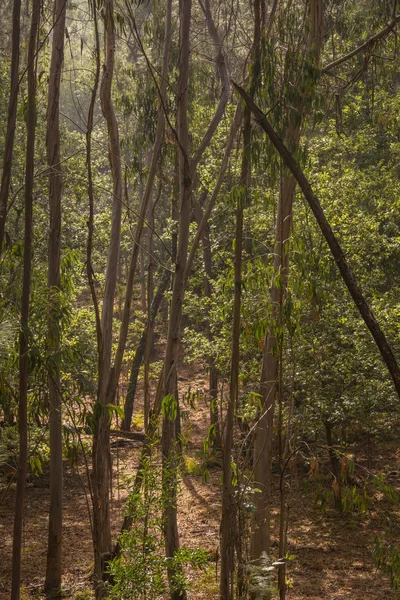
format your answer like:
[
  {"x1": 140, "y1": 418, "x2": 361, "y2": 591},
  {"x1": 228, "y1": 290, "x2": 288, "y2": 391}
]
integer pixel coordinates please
[{"x1": 1, "y1": 362, "x2": 400, "y2": 599}]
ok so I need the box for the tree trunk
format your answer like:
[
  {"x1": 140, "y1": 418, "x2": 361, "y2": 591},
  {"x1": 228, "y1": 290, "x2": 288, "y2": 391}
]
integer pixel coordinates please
[
  {"x1": 140, "y1": 244, "x2": 146, "y2": 314},
  {"x1": 249, "y1": 0, "x2": 323, "y2": 559},
  {"x1": 86, "y1": 0, "x2": 102, "y2": 361},
  {"x1": 192, "y1": 198, "x2": 221, "y2": 451},
  {"x1": 144, "y1": 186, "x2": 158, "y2": 429},
  {"x1": 11, "y1": 1, "x2": 39, "y2": 597},
  {"x1": 251, "y1": 123, "x2": 300, "y2": 559},
  {"x1": 160, "y1": 0, "x2": 231, "y2": 593},
  {"x1": 220, "y1": 107, "x2": 251, "y2": 600},
  {"x1": 45, "y1": 0, "x2": 67, "y2": 592},
  {"x1": 92, "y1": 0, "x2": 122, "y2": 589},
  {"x1": 105, "y1": 0, "x2": 173, "y2": 407},
  {"x1": 121, "y1": 268, "x2": 171, "y2": 431},
  {"x1": 0, "y1": 0, "x2": 21, "y2": 255},
  {"x1": 220, "y1": 2, "x2": 262, "y2": 592},
  {"x1": 161, "y1": 1, "x2": 192, "y2": 598}
]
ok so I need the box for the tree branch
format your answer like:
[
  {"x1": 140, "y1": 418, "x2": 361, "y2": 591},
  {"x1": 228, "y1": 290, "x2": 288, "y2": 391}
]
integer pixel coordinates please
[{"x1": 322, "y1": 14, "x2": 400, "y2": 73}]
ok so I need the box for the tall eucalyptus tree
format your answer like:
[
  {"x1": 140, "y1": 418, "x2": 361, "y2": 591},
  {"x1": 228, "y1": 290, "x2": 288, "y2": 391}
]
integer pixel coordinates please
[
  {"x1": 45, "y1": 0, "x2": 67, "y2": 592},
  {"x1": 11, "y1": 0, "x2": 40, "y2": 597}
]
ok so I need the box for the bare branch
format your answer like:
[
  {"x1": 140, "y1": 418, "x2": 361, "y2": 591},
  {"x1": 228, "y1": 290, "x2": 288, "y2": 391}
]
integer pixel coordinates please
[{"x1": 322, "y1": 14, "x2": 400, "y2": 73}]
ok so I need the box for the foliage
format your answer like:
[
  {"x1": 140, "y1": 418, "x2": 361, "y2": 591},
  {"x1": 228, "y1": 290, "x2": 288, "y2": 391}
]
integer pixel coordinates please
[{"x1": 108, "y1": 455, "x2": 209, "y2": 599}]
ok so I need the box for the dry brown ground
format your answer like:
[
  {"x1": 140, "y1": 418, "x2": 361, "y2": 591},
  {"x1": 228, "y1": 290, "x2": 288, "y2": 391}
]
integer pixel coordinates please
[{"x1": 1, "y1": 368, "x2": 399, "y2": 599}]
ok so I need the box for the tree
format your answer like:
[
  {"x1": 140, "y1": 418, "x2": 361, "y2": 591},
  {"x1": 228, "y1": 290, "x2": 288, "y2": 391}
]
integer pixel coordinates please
[
  {"x1": 250, "y1": 0, "x2": 324, "y2": 560},
  {"x1": 161, "y1": 1, "x2": 192, "y2": 596},
  {"x1": 11, "y1": 0, "x2": 40, "y2": 597},
  {"x1": 0, "y1": 0, "x2": 21, "y2": 254},
  {"x1": 45, "y1": 0, "x2": 67, "y2": 591}
]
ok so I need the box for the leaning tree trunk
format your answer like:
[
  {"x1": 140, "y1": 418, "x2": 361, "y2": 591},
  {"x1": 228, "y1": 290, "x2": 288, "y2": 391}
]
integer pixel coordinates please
[
  {"x1": 234, "y1": 82, "x2": 400, "y2": 406},
  {"x1": 0, "y1": 0, "x2": 21, "y2": 255},
  {"x1": 45, "y1": 0, "x2": 67, "y2": 592},
  {"x1": 11, "y1": 0, "x2": 39, "y2": 597}
]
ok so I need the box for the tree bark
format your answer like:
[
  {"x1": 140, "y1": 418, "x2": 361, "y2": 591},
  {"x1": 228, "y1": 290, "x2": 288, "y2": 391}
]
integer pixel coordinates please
[
  {"x1": 192, "y1": 198, "x2": 221, "y2": 451},
  {"x1": 45, "y1": 0, "x2": 67, "y2": 592},
  {"x1": 251, "y1": 122, "x2": 300, "y2": 559},
  {"x1": 86, "y1": 0, "x2": 102, "y2": 361},
  {"x1": 220, "y1": 108, "x2": 251, "y2": 600},
  {"x1": 0, "y1": 0, "x2": 21, "y2": 255},
  {"x1": 92, "y1": 0, "x2": 122, "y2": 589},
  {"x1": 121, "y1": 268, "x2": 171, "y2": 431},
  {"x1": 11, "y1": 0, "x2": 39, "y2": 597},
  {"x1": 161, "y1": 1, "x2": 192, "y2": 598},
  {"x1": 248, "y1": 0, "x2": 323, "y2": 559}
]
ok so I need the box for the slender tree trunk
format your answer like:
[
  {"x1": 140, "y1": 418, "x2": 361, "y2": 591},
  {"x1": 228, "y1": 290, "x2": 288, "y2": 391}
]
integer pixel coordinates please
[
  {"x1": 161, "y1": 1, "x2": 192, "y2": 598},
  {"x1": 220, "y1": 107, "x2": 251, "y2": 600},
  {"x1": 250, "y1": 0, "x2": 323, "y2": 559},
  {"x1": 91, "y1": 0, "x2": 122, "y2": 589},
  {"x1": 192, "y1": 198, "x2": 221, "y2": 450},
  {"x1": 0, "y1": 0, "x2": 21, "y2": 254},
  {"x1": 324, "y1": 421, "x2": 339, "y2": 479},
  {"x1": 92, "y1": 0, "x2": 173, "y2": 586},
  {"x1": 11, "y1": 1, "x2": 39, "y2": 597},
  {"x1": 220, "y1": 2, "x2": 262, "y2": 593},
  {"x1": 251, "y1": 124, "x2": 300, "y2": 559},
  {"x1": 86, "y1": 0, "x2": 102, "y2": 361},
  {"x1": 104, "y1": 0, "x2": 173, "y2": 407},
  {"x1": 144, "y1": 188, "x2": 157, "y2": 429},
  {"x1": 160, "y1": 0, "x2": 231, "y2": 593},
  {"x1": 121, "y1": 268, "x2": 171, "y2": 431},
  {"x1": 45, "y1": 0, "x2": 67, "y2": 592},
  {"x1": 140, "y1": 245, "x2": 146, "y2": 314}
]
